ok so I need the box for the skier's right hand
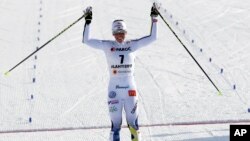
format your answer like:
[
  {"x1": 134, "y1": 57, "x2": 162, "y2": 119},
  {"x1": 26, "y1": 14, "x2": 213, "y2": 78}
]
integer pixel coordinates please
[{"x1": 84, "y1": 6, "x2": 92, "y2": 25}]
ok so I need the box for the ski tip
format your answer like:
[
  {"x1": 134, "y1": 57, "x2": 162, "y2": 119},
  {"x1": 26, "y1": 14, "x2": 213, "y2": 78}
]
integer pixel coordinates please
[{"x1": 4, "y1": 71, "x2": 9, "y2": 76}]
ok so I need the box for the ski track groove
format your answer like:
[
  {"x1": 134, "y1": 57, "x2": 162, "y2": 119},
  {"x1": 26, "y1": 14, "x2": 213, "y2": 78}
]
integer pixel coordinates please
[
  {"x1": 138, "y1": 89, "x2": 153, "y2": 141},
  {"x1": 168, "y1": 75, "x2": 190, "y2": 110},
  {"x1": 58, "y1": 88, "x2": 97, "y2": 118},
  {"x1": 136, "y1": 57, "x2": 166, "y2": 122}
]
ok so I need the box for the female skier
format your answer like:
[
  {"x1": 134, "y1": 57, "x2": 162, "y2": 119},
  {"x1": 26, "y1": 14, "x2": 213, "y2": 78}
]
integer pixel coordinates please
[{"x1": 82, "y1": 4, "x2": 158, "y2": 141}]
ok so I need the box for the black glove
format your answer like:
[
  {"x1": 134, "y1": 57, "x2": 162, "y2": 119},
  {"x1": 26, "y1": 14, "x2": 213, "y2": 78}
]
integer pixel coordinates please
[
  {"x1": 150, "y1": 3, "x2": 159, "y2": 17},
  {"x1": 84, "y1": 7, "x2": 92, "y2": 25}
]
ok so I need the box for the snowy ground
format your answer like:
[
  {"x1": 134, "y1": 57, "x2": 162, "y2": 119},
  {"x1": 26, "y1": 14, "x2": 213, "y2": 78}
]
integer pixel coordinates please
[{"x1": 1, "y1": 0, "x2": 250, "y2": 140}]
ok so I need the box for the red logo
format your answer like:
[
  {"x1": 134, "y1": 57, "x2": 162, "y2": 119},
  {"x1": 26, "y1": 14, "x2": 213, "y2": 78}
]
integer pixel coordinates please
[
  {"x1": 111, "y1": 47, "x2": 115, "y2": 52},
  {"x1": 128, "y1": 90, "x2": 136, "y2": 96},
  {"x1": 113, "y1": 69, "x2": 117, "y2": 74}
]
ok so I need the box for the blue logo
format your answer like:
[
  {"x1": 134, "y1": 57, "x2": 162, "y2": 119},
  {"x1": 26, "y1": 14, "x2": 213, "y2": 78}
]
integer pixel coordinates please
[
  {"x1": 109, "y1": 91, "x2": 116, "y2": 98},
  {"x1": 131, "y1": 102, "x2": 138, "y2": 114}
]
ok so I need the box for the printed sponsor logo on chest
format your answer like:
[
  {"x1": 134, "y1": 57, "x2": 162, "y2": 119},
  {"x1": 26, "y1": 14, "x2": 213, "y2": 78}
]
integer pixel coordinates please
[
  {"x1": 111, "y1": 64, "x2": 132, "y2": 68},
  {"x1": 112, "y1": 69, "x2": 132, "y2": 75},
  {"x1": 111, "y1": 47, "x2": 131, "y2": 52}
]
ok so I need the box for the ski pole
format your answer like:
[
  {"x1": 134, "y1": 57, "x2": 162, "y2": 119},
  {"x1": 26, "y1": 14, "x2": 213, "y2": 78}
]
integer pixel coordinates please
[
  {"x1": 156, "y1": 9, "x2": 222, "y2": 95},
  {"x1": 4, "y1": 14, "x2": 87, "y2": 76}
]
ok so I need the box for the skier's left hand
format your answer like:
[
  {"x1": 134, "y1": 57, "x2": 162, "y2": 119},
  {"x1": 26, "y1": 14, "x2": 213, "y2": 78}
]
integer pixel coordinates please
[{"x1": 150, "y1": 3, "x2": 159, "y2": 17}]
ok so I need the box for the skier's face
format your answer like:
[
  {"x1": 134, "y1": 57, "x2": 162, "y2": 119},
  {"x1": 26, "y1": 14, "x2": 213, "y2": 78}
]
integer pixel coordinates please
[{"x1": 113, "y1": 33, "x2": 126, "y2": 43}]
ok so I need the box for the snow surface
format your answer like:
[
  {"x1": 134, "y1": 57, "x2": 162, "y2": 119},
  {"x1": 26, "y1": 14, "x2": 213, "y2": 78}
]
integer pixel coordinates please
[{"x1": 1, "y1": 0, "x2": 250, "y2": 140}]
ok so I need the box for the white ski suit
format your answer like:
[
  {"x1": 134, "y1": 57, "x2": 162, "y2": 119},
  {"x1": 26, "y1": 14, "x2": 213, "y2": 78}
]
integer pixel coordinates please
[{"x1": 83, "y1": 17, "x2": 157, "y2": 141}]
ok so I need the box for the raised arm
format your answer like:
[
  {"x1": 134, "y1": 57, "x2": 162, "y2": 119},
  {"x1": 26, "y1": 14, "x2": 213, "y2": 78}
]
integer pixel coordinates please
[
  {"x1": 82, "y1": 6, "x2": 108, "y2": 49},
  {"x1": 131, "y1": 4, "x2": 159, "y2": 50}
]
